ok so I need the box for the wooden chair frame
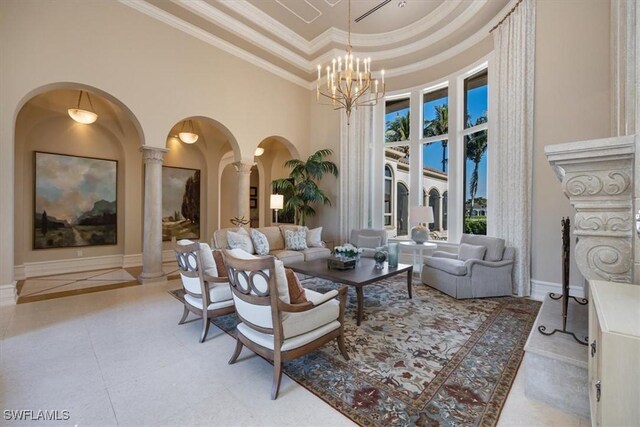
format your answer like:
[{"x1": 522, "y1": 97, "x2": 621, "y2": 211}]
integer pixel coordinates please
[
  {"x1": 222, "y1": 250, "x2": 349, "y2": 399},
  {"x1": 174, "y1": 242, "x2": 235, "y2": 343}
]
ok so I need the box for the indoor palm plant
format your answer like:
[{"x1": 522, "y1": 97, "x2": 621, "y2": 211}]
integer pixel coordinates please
[{"x1": 272, "y1": 149, "x2": 338, "y2": 226}]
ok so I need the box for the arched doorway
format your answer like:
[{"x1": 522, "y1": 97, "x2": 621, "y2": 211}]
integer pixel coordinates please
[{"x1": 397, "y1": 182, "x2": 409, "y2": 236}]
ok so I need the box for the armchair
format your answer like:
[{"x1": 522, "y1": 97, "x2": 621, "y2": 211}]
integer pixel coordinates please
[
  {"x1": 421, "y1": 234, "x2": 514, "y2": 299},
  {"x1": 174, "y1": 240, "x2": 235, "y2": 342},
  {"x1": 350, "y1": 229, "x2": 388, "y2": 258},
  {"x1": 222, "y1": 248, "x2": 349, "y2": 399}
]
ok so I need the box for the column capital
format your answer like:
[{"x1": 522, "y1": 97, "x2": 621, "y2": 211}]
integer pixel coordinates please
[
  {"x1": 233, "y1": 161, "x2": 255, "y2": 174},
  {"x1": 141, "y1": 146, "x2": 168, "y2": 164}
]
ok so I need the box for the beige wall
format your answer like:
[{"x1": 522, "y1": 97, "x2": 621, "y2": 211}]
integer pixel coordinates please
[
  {"x1": 531, "y1": 0, "x2": 611, "y2": 287},
  {"x1": 0, "y1": 0, "x2": 311, "y2": 285}
]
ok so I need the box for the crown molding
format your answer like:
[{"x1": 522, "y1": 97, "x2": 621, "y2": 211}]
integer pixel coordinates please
[{"x1": 119, "y1": 0, "x2": 311, "y2": 89}]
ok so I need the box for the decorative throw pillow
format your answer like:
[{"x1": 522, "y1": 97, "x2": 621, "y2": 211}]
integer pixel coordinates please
[
  {"x1": 250, "y1": 229, "x2": 270, "y2": 256},
  {"x1": 458, "y1": 243, "x2": 487, "y2": 261},
  {"x1": 212, "y1": 250, "x2": 227, "y2": 278},
  {"x1": 357, "y1": 235, "x2": 382, "y2": 249},
  {"x1": 227, "y1": 228, "x2": 255, "y2": 254},
  {"x1": 284, "y1": 268, "x2": 307, "y2": 304},
  {"x1": 285, "y1": 229, "x2": 308, "y2": 250},
  {"x1": 306, "y1": 226, "x2": 324, "y2": 248}
]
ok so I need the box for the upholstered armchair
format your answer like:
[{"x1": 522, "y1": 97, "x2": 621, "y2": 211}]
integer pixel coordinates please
[
  {"x1": 174, "y1": 240, "x2": 235, "y2": 342},
  {"x1": 350, "y1": 229, "x2": 388, "y2": 258},
  {"x1": 421, "y1": 234, "x2": 514, "y2": 299},
  {"x1": 222, "y1": 248, "x2": 349, "y2": 399}
]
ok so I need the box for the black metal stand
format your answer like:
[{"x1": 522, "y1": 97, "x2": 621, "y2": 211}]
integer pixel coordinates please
[{"x1": 538, "y1": 217, "x2": 588, "y2": 345}]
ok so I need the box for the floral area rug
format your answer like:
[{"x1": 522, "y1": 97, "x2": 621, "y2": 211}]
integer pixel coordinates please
[{"x1": 170, "y1": 277, "x2": 540, "y2": 426}]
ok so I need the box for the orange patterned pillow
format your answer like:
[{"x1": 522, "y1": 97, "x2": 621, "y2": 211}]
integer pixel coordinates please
[
  {"x1": 284, "y1": 268, "x2": 307, "y2": 304},
  {"x1": 212, "y1": 250, "x2": 228, "y2": 278}
]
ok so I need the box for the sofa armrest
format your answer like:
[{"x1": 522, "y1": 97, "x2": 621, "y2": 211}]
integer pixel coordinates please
[
  {"x1": 465, "y1": 259, "x2": 514, "y2": 270},
  {"x1": 431, "y1": 251, "x2": 458, "y2": 260}
]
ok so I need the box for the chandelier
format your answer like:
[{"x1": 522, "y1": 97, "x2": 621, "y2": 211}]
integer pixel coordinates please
[{"x1": 316, "y1": 0, "x2": 385, "y2": 125}]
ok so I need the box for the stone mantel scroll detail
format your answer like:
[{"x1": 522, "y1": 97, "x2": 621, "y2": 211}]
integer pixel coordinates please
[{"x1": 545, "y1": 135, "x2": 635, "y2": 283}]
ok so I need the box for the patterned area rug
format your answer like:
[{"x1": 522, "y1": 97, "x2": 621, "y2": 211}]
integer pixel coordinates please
[{"x1": 169, "y1": 277, "x2": 540, "y2": 426}]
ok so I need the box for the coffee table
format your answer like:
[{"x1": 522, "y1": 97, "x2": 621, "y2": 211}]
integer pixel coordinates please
[{"x1": 288, "y1": 257, "x2": 413, "y2": 326}]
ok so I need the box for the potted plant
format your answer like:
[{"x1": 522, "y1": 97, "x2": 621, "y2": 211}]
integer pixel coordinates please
[{"x1": 272, "y1": 149, "x2": 338, "y2": 226}]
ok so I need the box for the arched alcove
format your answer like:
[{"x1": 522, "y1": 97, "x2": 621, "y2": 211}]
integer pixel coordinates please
[
  {"x1": 254, "y1": 136, "x2": 299, "y2": 226},
  {"x1": 428, "y1": 188, "x2": 441, "y2": 231},
  {"x1": 397, "y1": 182, "x2": 409, "y2": 236},
  {"x1": 14, "y1": 85, "x2": 144, "y2": 276}
]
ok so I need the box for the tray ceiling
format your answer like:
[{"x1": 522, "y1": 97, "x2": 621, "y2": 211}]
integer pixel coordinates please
[{"x1": 122, "y1": 0, "x2": 514, "y2": 88}]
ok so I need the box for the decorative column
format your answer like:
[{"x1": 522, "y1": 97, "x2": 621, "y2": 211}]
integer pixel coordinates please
[
  {"x1": 233, "y1": 162, "x2": 253, "y2": 223},
  {"x1": 139, "y1": 146, "x2": 168, "y2": 284},
  {"x1": 545, "y1": 136, "x2": 635, "y2": 283}
]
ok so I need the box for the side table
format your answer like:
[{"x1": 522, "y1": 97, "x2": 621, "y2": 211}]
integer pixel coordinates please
[{"x1": 398, "y1": 241, "x2": 437, "y2": 274}]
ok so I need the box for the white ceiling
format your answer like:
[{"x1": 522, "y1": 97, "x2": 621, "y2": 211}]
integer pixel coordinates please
[{"x1": 122, "y1": 0, "x2": 514, "y2": 87}]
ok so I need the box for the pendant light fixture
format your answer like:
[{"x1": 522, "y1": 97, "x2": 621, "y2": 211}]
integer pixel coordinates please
[
  {"x1": 178, "y1": 119, "x2": 198, "y2": 144},
  {"x1": 68, "y1": 90, "x2": 98, "y2": 124},
  {"x1": 316, "y1": 0, "x2": 386, "y2": 125}
]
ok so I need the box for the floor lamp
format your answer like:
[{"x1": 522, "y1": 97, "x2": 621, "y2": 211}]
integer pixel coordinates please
[{"x1": 270, "y1": 194, "x2": 284, "y2": 225}]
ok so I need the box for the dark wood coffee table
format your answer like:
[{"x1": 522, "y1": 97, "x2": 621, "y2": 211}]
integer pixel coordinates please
[{"x1": 288, "y1": 258, "x2": 413, "y2": 326}]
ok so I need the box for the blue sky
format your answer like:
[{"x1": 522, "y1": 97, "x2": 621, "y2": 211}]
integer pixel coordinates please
[{"x1": 385, "y1": 84, "x2": 488, "y2": 200}]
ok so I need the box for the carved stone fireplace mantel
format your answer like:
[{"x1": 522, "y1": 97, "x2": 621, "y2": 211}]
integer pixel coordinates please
[{"x1": 545, "y1": 135, "x2": 636, "y2": 283}]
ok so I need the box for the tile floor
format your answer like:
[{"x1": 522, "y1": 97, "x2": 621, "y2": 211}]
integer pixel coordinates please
[{"x1": 0, "y1": 278, "x2": 590, "y2": 426}]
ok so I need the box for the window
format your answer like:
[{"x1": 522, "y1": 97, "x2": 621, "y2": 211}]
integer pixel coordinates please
[
  {"x1": 463, "y1": 69, "x2": 488, "y2": 235},
  {"x1": 384, "y1": 165, "x2": 393, "y2": 226},
  {"x1": 379, "y1": 62, "x2": 489, "y2": 242},
  {"x1": 397, "y1": 182, "x2": 409, "y2": 236}
]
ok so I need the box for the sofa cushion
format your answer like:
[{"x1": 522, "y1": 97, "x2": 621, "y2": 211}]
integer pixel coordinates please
[
  {"x1": 227, "y1": 228, "x2": 255, "y2": 254},
  {"x1": 357, "y1": 235, "x2": 382, "y2": 249},
  {"x1": 306, "y1": 227, "x2": 324, "y2": 248},
  {"x1": 424, "y1": 257, "x2": 467, "y2": 276},
  {"x1": 236, "y1": 320, "x2": 341, "y2": 352},
  {"x1": 285, "y1": 229, "x2": 308, "y2": 250},
  {"x1": 213, "y1": 227, "x2": 241, "y2": 249},
  {"x1": 460, "y1": 234, "x2": 505, "y2": 262},
  {"x1": 212, "y1": 250, "x2": 227, "y2": 278},
  {"x1": 458, "y1": 243, "x2": 486, "y2": 261},
  {"x1": 250, "y1": 229, "x2": 270, "y2": 256},
  {"x1": 285, "y1": 268, "x2": 307, "y2": 304},
  {"x1": 256, "y1": 226, "x2": 285, "y2": 251},
  {"x1": 301, "y1": 247, "x2": 331, "y2": 261},
  {"x1": 271, "y1": 249, "x2": 305, "y2": 265}
]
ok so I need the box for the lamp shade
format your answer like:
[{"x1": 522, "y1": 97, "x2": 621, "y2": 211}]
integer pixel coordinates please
[
  {"x1": 68, "y1": 108, "x2": 98, "y2": 124},
  {"x1": 178, "y1": 132, "x2": 198, "y2": 144},
  {"x1": 410, "y1": 206, "x2": 434, "y2": 225},
  {"x1": 270, "y1": 194, "x2": 284, "y2": 210}
]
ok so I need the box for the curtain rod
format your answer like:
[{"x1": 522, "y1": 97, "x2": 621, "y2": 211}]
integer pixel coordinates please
[{"x1": 490, "y1": 0, "x2": 525, "y2": 33}]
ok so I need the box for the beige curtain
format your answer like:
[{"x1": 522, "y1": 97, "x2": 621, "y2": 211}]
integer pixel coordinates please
[{"x1": 490, "y1": 0, "x2": 536, "y2": 296}]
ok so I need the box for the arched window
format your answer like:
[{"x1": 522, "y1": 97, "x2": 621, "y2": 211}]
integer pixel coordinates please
[
  {"x1": 442, "y1": 191, "x2": 448, "y2": 231},
  {"x1": 384, "y1": 165, "x2": 393, "y2": 226},
  {"x1": 397, "y1": 182, "x2": 409, "y2": 236},
  {"x1": 428, "y1": 188, "x2": 440, "y2": 231}
]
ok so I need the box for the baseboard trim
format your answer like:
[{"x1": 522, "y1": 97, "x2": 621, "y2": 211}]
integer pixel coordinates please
[
  {"x1": 531, "y1": 279, "x2": 586, "y2": 301},
  {"x1": 0, "y1": 282, "x2": 17, "y2": 306}
]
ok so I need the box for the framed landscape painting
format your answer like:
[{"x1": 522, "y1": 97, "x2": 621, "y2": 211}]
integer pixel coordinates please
[
  {"x1": 162, "y1": 166, "x2": 200, "y2": 241},
  {"x1": 34, "y1": 152, "x2": 117, "y2": 249}
]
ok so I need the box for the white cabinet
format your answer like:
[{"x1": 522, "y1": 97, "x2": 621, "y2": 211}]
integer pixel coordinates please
[{"x1": 588, "y1": 280, "x2": 640, "y2": 427}]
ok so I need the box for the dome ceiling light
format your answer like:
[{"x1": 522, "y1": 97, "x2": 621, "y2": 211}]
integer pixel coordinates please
[
  {"x1": 316, "y1": 0, "x2": 385, "y2": 125},
  {"x1": 178, "y1": 119, "x2": 198, "y2": 144},
  {"x1": 255, "y1": 147, "x2": 265, "y2": 156},
  {"x1": 68, "y1": 90, "x2": 98, "y2": 124}
]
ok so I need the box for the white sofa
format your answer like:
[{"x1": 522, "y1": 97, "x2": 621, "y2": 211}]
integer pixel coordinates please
[{"x1": 212, "y1": 226, "x2": 331, "y2": 265}]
